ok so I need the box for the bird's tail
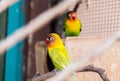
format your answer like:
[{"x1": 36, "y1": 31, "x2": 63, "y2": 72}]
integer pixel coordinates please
[{"x1": 71, "y1": 73, "x2": 77, "y2": 81}]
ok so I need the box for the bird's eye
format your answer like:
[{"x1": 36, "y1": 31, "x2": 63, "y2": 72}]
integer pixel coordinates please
[
  {"x1": 68, "y1": 14, "x2": 71, "y2": 18},
  {"x1": 50, "y1": 37, "x2": 55, "y2": 41}
]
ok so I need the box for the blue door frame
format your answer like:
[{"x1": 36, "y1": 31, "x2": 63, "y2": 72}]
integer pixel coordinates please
[{"x1": 5, "y1": 0, "x2": 25, "y2": 81}]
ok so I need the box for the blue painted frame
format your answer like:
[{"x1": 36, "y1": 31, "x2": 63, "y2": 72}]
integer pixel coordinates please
[{"x1": 5, "y1": 0, "x2": 25, "y2": 81}]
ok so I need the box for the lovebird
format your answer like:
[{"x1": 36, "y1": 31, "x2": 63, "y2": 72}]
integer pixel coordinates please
[
  {"x1": 46, "y1": 33, "x2": 77, "y2": 80},
  {"x1": 63, "y1": 11, "x2": 82, "y2": 36},
  {"x1": 46, "y1": 33, "x2": 71, "y2": 70}
]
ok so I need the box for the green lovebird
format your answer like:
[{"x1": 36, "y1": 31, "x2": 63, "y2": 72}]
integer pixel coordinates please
[
  {"x1": 46, "y1": 33, "x2": 77, "y2": 81},
  {"x1": 46, "y1": 33, "x2": 71, "y2": 70}
]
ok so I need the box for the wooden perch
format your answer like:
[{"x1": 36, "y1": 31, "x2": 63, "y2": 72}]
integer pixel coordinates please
[
  {"x1": 77, "y1": 64, "x2": 109, "y2": 81},
  {"x1": 31, "y1": 64, "x2": 110, "y2": 81}
]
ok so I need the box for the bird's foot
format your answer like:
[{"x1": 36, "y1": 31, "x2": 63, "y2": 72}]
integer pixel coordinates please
[{"x1": 52, "y1": 69, "x2": 59, "y2": 74}]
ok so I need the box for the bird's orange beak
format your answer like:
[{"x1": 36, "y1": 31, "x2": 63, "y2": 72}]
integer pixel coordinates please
[
  {"x1": 71, "y1": 13, "x2": 76, "y2": 20},
  {"x1": 46, "y1": 38, "x2": 50, "y2": 44}
]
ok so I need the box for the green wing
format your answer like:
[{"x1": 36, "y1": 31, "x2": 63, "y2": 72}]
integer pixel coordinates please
[
  {"x1": 63, "y1": 19, "x2": 82, "y2": 32},
  {"x1": 79, "y1": 20, "x2": 82, "y2": 32},
  {"x1": 63, "y1": 20, "x2": 67, "y2": 32},
  {"x1": 49, "y1": 47, "x2": 71, "y2": 70}
]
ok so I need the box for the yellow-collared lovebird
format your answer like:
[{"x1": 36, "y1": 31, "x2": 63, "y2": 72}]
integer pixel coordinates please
[
  {"x1": 46, "y1": 33, "x2": 77, "y2": 81},
  {"x1": 46, "y1": 33, "x2": 71, "y2": 70},
  {"x1": 63, "y1": 11, "x2": 82, "y2": 36}
]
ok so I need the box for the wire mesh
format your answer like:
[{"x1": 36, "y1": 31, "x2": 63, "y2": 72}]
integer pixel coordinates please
[{"x1": 73, "y1": 0, "x2": 120, "y2": 37}]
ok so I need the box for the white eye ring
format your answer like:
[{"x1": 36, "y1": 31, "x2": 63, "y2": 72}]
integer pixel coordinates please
[
  {"x1": 68, "y1": 14, "x2": 71, "y2": 17},
  {"x1": 50, "y1": 37, "x2": 55, "y2": 41}
]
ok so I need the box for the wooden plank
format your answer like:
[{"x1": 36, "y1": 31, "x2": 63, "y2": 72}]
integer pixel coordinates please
[
  {"x1": 0, "y1": 10, "x2": 7, "y2": 81},
  {"x1": 35, "y1": 41, "x2": 48, "y2": 74},
  {"x1": 4, "y1": 0, "x2": 25, "y2": 81}
]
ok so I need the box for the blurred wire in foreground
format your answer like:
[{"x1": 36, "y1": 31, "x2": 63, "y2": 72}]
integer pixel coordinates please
[{"x1": 0, "y1": 0, "x2": 18, "y2": 13}]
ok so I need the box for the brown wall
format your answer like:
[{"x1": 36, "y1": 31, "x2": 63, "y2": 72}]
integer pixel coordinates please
[
  {"x1": 28, "y1": 0, "x2": 50, "y2": 79},
  {"x1": 23, "y1": 0, "x2": 50, "y2": 80}
]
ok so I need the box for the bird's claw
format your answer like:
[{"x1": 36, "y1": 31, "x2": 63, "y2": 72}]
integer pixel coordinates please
[{"x1": 52, "y1": 69, "x2": 59, "y2": 74}]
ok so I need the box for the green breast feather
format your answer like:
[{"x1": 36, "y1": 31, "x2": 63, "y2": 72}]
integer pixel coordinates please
[
  {"x1": 49, "y1": 47, "x2": 71, "y2": 70},
  {"x1": 63, "y1": 19, "x2": 82, "y2": 36}
]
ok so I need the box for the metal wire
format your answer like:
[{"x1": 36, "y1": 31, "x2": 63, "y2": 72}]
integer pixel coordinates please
[{"x1": 76, "y1": 0, "x2": 120, "y2": 37}]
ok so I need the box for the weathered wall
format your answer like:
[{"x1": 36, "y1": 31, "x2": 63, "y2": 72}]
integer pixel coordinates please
[{"x1": 65, "y1": 37, "x2": 120, "y2": 81}]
